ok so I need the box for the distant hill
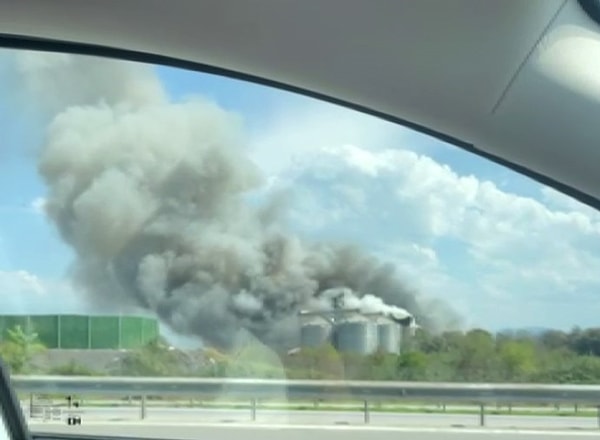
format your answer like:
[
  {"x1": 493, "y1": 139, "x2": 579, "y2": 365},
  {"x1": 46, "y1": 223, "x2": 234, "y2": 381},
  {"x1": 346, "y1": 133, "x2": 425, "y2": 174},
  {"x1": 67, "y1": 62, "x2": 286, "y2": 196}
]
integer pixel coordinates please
[{"x1": 497, "y1": 327, "x2": 551, "y2": 336}]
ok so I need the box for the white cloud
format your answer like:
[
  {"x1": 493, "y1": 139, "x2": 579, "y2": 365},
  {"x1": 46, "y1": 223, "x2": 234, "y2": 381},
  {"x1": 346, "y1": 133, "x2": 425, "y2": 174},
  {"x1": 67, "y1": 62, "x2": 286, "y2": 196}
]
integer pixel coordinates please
[
  {"x1": 322, "y1": 144, "x2": 600, "y2": 250},
  {"x1": 269, "y1": 141, "x2": 600, "y2": 329},
  {"x1": 332, "y1": 184, "x2": 367, "y2": 211},
  {"x1": 30, "y1": 197, "x2": 47, "y2": 215},
  {"x1": 0, "y1": 270, "x2": 46, "y2": 296},
  {"x1": 248, "y1": 101, "x2": 426, "y2": 179},
  {"x1": 0, "y1": 271, "x2": 86, "y2": 314},
  {"x1": 0, "y1": 198, "x2": 48, "y2": 216},
  {"x1": 411, "y1": 244, "x2": 438, "y2": 264},
  {"x1": 540, "y1": 186, "x2": 600, "y2": 220}
]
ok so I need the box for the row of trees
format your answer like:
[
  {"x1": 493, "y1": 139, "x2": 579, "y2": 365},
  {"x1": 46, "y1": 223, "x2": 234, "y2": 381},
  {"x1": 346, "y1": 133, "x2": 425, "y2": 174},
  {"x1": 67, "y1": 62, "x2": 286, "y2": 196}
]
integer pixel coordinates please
[
  {"x1": 4, "y1": 325, "x2": 600, "y2": 383},
  {"x1": 282, "y1": 328, "x2": 600, "y2": 383}
]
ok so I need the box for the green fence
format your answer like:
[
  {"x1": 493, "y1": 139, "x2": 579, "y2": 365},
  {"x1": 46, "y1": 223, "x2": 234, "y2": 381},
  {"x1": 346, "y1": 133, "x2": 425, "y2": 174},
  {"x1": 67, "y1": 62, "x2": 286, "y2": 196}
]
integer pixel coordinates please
[
  {"x1": 33, "y1": 315, "x2": 60, "y2": 348},
  {"x1": 60, "y1": 315, "x2": 90, "y2": 349},
  {"x1": 0, "y1": 315, "x2": 159, "y2": 349}
]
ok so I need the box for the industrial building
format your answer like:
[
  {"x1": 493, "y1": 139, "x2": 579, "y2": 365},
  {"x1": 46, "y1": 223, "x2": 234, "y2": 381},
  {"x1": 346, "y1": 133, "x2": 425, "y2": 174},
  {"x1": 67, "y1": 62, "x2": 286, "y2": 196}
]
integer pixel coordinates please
[
  {"x1": 0, "y1": 314, "x2": 159, "y2": 350},
  {"x1": 299, "y1": 308, "x2": 414, "y2": 355}
]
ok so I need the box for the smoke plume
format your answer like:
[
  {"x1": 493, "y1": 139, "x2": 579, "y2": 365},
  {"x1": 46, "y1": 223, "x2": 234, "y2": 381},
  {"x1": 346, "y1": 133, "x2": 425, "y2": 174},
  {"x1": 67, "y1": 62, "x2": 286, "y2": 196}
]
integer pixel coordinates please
[
  {"x1": 313, "y1": 288, "x2": 414, "y2": 323},
  {"x1": 20, "y1": 52, "x2": 455, "y2": 349}
]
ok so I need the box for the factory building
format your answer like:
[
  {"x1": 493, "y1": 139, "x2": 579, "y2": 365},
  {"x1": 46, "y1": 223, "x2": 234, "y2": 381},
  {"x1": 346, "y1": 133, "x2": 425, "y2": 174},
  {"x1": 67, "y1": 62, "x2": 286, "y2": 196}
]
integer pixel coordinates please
[
  {"x1": 377, "y1": 320, "x2": 402, "y2": 354},
  {"x1": 333, "y1": 315, "x2": 379, "y2": 354},
  {"x1": 298, "y1": 308, "x2": 413, "y2": 355},
  {"x1": 300, "y1": 316, "x2": 332, "y2": 348}
]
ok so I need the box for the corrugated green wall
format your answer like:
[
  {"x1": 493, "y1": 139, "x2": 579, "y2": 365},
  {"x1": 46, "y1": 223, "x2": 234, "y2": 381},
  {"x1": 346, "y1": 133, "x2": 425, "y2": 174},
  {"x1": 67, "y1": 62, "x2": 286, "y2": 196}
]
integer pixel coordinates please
[
  {"x1": 60, "y1": 315, "x2": 90, "y2": 348},
  {"x1": 90, "y1": 316, "x2": 119, "y2": 349},
  {"x1": 121, "y1": 317, "x2": 141, "y2": 349},
  {"x1": 0, "y1": 315, "x2": 159, "y2": 349},
  {"x1": 33, "y1": 315, "x2": 59, "y2": 348},
  {"x1": 142, "y1": 318, "x2": 159, "y2": 345},
  {"x1": 0, "y1": 316, "x2": 29, "y2": 335}
]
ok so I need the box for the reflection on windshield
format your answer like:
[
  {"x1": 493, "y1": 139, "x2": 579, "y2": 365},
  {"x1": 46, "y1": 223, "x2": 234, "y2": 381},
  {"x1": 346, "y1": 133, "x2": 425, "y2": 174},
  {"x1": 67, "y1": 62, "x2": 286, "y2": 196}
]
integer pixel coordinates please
[
  {"x1": 0, "y1": 413, "x2": 9, "y2": 440},
  {"x1": 0, "y1": 49, "x2": 600, "y2": 435}
]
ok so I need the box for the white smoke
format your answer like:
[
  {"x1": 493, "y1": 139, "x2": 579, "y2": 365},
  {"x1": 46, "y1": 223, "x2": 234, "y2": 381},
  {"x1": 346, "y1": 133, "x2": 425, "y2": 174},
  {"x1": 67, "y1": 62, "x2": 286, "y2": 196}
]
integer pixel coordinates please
[
  {"x1": 12, "y1": 51, "x2": 455, "y2": 348},
  {"x1": 14, "y1": 51, "x2": 165, "y2": 112},
  {"x1": 316, "y1": 287, "x2": 414, "y2": 322}
]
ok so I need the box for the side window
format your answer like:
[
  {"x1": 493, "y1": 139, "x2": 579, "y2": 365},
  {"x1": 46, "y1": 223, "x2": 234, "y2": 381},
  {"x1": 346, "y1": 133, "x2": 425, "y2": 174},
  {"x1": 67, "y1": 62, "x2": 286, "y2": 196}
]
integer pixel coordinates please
[{"x1": 0, "y1": 48, "x2": 599, "y2": 387}]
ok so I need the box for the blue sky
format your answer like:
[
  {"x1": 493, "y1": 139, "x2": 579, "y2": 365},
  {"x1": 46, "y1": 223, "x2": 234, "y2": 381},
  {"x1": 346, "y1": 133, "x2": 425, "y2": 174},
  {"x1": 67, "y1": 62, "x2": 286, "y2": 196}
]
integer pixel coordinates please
[{"x1": 1, "y1": 50, "x2": 600, "y2": 333}]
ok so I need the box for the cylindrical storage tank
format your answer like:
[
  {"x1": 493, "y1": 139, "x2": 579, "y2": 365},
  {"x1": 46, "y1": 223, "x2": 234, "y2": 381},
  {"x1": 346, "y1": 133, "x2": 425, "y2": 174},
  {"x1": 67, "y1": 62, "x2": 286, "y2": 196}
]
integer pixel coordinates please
[
  {"x1": 301, "y1": 321, "x2": 331, "y2": 348},
  {"x1": 400, "y1": 324, "x2": 415, "y2": 352},
  {"x1": 334, "y1": 317, "x2": 378, "y2": 355},
  {"x1": 377, "y1": 322, "x2": 401, "y2": 354}
]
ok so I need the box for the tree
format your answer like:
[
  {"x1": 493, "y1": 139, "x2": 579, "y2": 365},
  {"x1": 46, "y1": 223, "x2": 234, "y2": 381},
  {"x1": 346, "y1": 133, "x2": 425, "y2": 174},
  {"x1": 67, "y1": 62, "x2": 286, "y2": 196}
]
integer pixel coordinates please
[
  {"x1": 0, "y1": 325, "x2": 46, "y2": 374},
  {"x1": 225, "y1": 339, "x2": 287, "y2": 379},
  {"x1": 454, "y1": 329, "x2": 497, "y2": 381},
  {"x1": 538, "y1": 330, "x2": 569, "y2": 351},
  {"x1": 532, "y1": 355, "x2": 600, "y2": 384},
  {"x1": 396, "y1": 351, "x2": 428, "y2": 380},
  {"x1": 283, "y1": 345, "x2": 344, "y2": 379},
  {"x1": 497, "y1": 339, "x2": 537, "y2": 381},
  {"x1": 569, "y1": 328, "x2": 600, "y2": 356},
  {"x1": 358, "y1": 351, "x2": 397, "y2": 380}
]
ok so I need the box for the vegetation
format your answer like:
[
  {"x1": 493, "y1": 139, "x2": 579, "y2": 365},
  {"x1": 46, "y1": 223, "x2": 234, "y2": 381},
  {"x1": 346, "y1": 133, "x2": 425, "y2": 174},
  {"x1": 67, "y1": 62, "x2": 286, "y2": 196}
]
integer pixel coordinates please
[
  {"x1": 327, "y1": 327, "x2": 600, "y2": 383},
  {"x1": 117, "y1": 326, "x2": 600, "y2": 383},
  {"x1": 5, "y1": 324, "x2": 600, "y2": 383},
  {"x1": 253, "y1": 327, "x2": 600, "y2": 383},
  {"x1": 48, "y1": 360, "x2": 101, "y2": 376},
  {"x1": 114, "y1": 339, "x2": 190, "y2": 377},
  {"x1": 0, "y1": 325, "x2": 46, "y2": 374}
]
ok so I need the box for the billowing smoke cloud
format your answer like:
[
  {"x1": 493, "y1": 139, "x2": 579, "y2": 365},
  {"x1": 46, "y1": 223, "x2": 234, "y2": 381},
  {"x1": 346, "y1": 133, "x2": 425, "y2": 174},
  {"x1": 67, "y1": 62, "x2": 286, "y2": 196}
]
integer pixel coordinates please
[{"x1": 17, "y1": 52, "x2": 456, "y2": 349}]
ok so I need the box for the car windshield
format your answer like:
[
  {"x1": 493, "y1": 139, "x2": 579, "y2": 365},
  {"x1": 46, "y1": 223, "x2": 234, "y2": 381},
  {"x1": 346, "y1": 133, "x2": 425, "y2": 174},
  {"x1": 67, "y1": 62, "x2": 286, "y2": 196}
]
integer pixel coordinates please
[{"x1": 1, "y1": 48, "x2": 600, "y2": 439}]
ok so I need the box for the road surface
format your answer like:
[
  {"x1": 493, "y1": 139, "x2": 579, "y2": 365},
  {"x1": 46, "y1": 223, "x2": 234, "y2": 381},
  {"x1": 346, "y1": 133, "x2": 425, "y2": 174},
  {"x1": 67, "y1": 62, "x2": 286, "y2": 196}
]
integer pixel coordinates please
[{"x1": 29, "y1": 423, "x2": 600, "y2": 440}]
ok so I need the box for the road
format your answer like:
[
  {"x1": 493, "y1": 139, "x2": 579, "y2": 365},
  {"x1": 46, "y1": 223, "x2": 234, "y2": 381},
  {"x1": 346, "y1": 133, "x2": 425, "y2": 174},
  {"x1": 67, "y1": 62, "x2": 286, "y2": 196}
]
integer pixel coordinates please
[
  {"x1": 29, "y1": 423, "x2": 600, "y2": 440},
  {"x1": 25, "y1": 406, "x2": 600, "y2": 430}
]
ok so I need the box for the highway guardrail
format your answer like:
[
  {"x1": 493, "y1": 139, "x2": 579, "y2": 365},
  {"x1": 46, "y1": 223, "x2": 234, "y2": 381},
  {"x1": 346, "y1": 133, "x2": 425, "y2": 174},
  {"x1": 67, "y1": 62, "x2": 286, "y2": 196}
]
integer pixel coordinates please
[{"x1": 11, "y1": 376, "x2": 600, "y2": 427}]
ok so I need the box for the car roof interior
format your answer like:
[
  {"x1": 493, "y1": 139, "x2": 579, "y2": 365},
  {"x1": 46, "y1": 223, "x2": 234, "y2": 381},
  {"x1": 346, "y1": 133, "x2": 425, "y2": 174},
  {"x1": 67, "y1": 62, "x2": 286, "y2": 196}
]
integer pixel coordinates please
[{"x1": 0, "y1": 0, "x2": 599, "y2": 209}]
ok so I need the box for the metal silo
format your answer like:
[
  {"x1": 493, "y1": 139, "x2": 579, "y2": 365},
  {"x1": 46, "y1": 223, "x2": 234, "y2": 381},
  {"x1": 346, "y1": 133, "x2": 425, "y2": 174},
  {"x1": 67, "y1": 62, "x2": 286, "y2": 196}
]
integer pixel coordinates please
[
  {"x1": 400, "y1": 319, "x2": 417, "y2": 352},
  {"x1": 300, "y1": 320, "x2": 331, "y2": 348},
  {"x1": 377, "y1": 321, "x2": 401, "y2": 354},
  {"x1": 334, "y1": 315, "x2": 378, "y2": 355}
]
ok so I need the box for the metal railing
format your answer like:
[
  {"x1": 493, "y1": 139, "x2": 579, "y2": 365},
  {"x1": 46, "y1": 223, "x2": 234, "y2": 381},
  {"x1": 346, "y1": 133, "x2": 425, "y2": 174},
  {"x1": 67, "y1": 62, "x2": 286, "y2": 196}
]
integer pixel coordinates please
[{"x1": 12, "y1": 376, "x2": 600, "y2": 427}]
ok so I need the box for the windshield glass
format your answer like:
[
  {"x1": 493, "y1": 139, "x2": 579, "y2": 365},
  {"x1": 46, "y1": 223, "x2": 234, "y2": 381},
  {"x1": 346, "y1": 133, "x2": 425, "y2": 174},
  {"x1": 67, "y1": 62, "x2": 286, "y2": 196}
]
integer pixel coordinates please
[{"x1": 1, "y1": 49, "x2": 600, "y2": 438}]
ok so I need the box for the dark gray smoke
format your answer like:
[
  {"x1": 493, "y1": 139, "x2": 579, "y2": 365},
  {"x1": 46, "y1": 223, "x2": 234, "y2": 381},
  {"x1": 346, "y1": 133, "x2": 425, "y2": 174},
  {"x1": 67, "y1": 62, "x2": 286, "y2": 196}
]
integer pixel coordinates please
[{"x1": 22, "y1": 52, "x2": 457, "y2": 349}]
